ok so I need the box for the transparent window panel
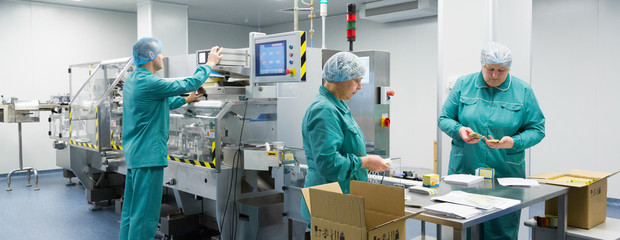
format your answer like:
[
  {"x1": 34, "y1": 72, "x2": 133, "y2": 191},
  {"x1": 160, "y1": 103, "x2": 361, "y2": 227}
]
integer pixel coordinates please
[
  {"x1": 49, "y1": 110, "x2": 70, "y2": 140},
  {"x1": 168, "y1": 110, "x2": 220, "y2": 163},
  {"x1": 69, "y1": 58, "x2": 131, "y2": 146}
]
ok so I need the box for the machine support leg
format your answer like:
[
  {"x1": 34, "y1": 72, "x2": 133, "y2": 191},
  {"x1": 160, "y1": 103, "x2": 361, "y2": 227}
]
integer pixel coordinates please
[{"x1": 6, "y1": 122, "x2": 40, "y2": 191}]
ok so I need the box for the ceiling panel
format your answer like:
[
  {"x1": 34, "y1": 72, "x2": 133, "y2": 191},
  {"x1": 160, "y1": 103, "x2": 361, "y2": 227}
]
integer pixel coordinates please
[{"x1": 30, "y1": 0, "x2": 376, "y2": 27}]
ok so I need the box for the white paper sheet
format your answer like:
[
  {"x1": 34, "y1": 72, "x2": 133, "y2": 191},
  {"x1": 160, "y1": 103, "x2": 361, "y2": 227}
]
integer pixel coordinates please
[
  {"x1": 424, "y1": 203, "x2": 481, "y2": 219},
  {"x1": 443, "y1": 174, "x2": 484, "y2": 186},
  {"x1": 497, "y1": 178, "x2": 541, "y2": 187},
  {"x1": 431, "y1": 191, "x2": 521, "y2": 210}
]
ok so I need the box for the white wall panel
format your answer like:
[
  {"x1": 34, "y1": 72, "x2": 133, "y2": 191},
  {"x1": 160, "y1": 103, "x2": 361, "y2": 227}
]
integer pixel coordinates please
[
  {"x1": 189, "y1": 20, "x2": 258, "y2": 51},
  {"x1": 0, "y1": 2, "x2": 136, "y2": 174},
  {"x1": 532, "y1": 0, "x2": 620, "y2": 198}
]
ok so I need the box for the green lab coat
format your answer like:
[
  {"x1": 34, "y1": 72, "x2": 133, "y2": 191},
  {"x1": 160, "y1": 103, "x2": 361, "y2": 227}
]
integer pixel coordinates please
[
  {"x1": 300, "y1": 85, "x2": 368, "y2": 225},
  {"x1": 120, "y1": 65, "x2": 212, "y2": 240},
  {"x1": 438, "y1": 71, "x2": 545, "y2": 239}
]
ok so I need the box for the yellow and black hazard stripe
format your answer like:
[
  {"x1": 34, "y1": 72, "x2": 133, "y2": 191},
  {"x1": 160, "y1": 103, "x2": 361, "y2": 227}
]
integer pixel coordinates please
[
  {"x1": 110, "y1": 130, "x2": 123, "y2": 150},
  {"x1": 69, "y1": 109, "x2": 73, "y2": 138},
  {"x1": 95, "y1": 107, "x2": 99, "y2": 144},
  {"x1": 168, "y1": 155, "x2": 216, "y2": 169},
  {"x1": 300, "y1": 31, "x2": 307, "y2": 81},
  {"x1": 70, "y1": 140, "x2": 99, "y2": 150}
]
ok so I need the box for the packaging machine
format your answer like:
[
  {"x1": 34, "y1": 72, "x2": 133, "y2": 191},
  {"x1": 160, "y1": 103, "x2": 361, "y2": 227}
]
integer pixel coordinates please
[{"x1": 48, "y1": 31, "x2": 392, "y2": 239}]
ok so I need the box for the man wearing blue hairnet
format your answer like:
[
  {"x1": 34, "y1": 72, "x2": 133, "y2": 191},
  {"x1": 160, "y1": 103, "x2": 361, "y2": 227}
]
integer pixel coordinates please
[
  {"x1": 120, "y1": 37, "x2": 222, "y2": 240},
  {"x1": 438, "y1": 42, "x2": 545, "y2": 239},
  {"x1": 300, "y1": 52, "x2": 389, "y2": 238}
]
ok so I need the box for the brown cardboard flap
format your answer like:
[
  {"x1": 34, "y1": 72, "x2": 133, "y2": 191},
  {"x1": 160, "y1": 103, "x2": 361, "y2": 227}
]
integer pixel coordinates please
[
  {"x1": 301, "y1": 182, "x2": 343, "y2": 216},
  {"x1": 541, "y1": 179, "x2": 589, "y2": 188},
  {"x1": 301, "y1": 188, "x2": 311, "y2": 215},
  {"x1": 568, "y1": 169, "x2": 619, "y2": 181},
  {"x1": 529, "y1": 172, "x2": 563, "y2": 180},
  {"x1": 309, "y1": 188, "x2": 366, "y2": 228},
  {"x1": 365, "y1": 210, "x2": 399, "y2": 231},
  {"x1": 370, "y1": 212, "x2": 418, "y2": 231},
  {"x1": 350, "y1": 181, "x2": 404, "y2": 217},
  {"x1": 532, "y1": 170, "x2": 619, "y2": 188}
]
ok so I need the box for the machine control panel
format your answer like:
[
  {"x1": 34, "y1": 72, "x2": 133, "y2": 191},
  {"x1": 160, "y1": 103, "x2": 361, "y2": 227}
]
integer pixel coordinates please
[{"x1": 251, "y1": 31, "x2": 306, "y2": 83}]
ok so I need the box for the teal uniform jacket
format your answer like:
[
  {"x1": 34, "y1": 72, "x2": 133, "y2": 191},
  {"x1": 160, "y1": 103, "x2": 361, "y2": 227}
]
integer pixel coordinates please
[
  {"x1": 438, "y1": 71, "x2": 545, "y2": 239},
  {"x1": 119, "y1": 65, "x2": 212, "y2": 240},
  {"x1": 300, "y1": 85, "x2": 368, "y2": 224},
  {"x1": 122, "y1": 65, "x2": 212, "y2": 169},
  {"x1": 438, "y1": 71, "x2": 545, "y2": 178}
]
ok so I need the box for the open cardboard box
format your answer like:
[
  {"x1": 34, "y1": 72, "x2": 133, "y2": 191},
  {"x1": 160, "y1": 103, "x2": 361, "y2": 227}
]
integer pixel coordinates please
[
  {"x1": 301, "y1": 181, "x2": 423, "y2": 240},
  {"x1": 530, "y1": 169, "x2": 619, "y2": 229}
]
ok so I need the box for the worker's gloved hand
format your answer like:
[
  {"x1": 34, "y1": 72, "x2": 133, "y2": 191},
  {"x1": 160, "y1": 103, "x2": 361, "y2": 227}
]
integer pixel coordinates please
[
  {"x1": 459, "y1": 126, "x2": 480, "y2": 144},
  {"x1": 185, "y1": 90, "x2": 204, "y2": 103},
  {"x1": 361, "y1": 154, "x2": 389, "y2": 172},
  {"x1": 206, "y1": 46, "x2": 223, "y2": 68},
  {"x1": 485, "y1": 136, "x2": 514, "y2": 149}
]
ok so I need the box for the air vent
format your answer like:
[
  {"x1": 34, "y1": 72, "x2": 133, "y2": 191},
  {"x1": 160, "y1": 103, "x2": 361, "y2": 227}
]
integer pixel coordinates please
[{"x1": 360, "y1": 0, "x2": 437, "y2": 23}]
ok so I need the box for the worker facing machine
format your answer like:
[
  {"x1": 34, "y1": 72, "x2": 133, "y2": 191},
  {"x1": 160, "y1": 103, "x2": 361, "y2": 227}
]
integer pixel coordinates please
[
  {"x1": 300, "y1": 52, "x2": 389, "y2": 230},
  {"x1": 438, "y1": 42, "x2": 546, "y2": 239},
  {"x1": 120, "y1": 37, "x2": 222, "y2": 240}
]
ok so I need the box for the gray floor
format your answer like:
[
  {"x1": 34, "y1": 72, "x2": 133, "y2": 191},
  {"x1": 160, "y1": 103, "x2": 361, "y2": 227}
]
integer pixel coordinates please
[
  {"x1": 0, "y1": 170, "x2": 120, "y2": 240},
  {"x1": 1, "y1": 170, "x2": 619, "y2": 240}
]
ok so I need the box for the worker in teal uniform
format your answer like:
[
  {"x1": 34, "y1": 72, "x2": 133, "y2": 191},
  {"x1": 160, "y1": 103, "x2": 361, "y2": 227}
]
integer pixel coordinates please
[
  {"x1": 120, "y1": 37, "x2": 222, "y2": 240},
  {"x1": 438, "y1": 42, "x2": 545, "y2": 239},
  {"x1": 300, "y1": 52, "x2": 390, "y2": 238}
]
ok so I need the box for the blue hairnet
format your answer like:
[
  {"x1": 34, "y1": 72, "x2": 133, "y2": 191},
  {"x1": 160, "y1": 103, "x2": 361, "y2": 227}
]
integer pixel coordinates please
[
  {"x1": 480, "y1": 42, "x2": 512, "y2": 68},
  {"x1": 322, "y1": 52, "x2": 365, "y2": 82},
  {"x1": 132, "y1": 37, "x2": 162, "y2": 66}
]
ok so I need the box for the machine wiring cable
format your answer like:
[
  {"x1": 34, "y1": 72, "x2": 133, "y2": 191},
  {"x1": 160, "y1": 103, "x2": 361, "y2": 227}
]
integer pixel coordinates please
[
  {"x1": 233, "y1": 100, "x2": 248, "y2": 240},
  {"x1": 219, "y1": 99, "x2": 248, "y2": 239}
]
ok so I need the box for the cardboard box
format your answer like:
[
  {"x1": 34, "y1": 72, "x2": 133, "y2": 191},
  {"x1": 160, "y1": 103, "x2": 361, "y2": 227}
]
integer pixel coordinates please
[
  {"x1": 530, "y1": 169, "x2": 619, "y2": 229},
  {"x1": 301, "y1": 181, "x2": 423, "y2": 240}
]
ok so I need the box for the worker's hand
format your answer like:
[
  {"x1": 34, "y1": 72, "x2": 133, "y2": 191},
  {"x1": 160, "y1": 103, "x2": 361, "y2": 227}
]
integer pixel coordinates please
[
  {"x1": 206, "y1": 46, "x2": 223, "y2": 68},
  {"x1": 485, "y1": 136, "x2": 514, "y2": 149},
  {"x1": 185, "y1": 90, "x2": 204, "y2": 103},
  {"x1": 459, "y1": 127, "x2": 480, "y2": 144},
  {"x1": 361, "y1": 155, "x2": 390, "y2": 172},
  {"x1": 196, "y1": 86, "x2": 207, "y2": 96}
]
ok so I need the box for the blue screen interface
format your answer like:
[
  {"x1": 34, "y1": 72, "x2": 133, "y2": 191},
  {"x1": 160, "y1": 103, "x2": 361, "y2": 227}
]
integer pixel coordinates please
[{"x1": 256, "y1": 40, "x2": 286, "y2": 76}]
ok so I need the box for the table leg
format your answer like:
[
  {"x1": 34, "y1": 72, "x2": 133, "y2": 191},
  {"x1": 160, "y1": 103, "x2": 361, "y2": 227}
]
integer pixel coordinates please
[
  {"x1": 437, "y1": 224, "x2": 442, "y2": 239},
  {"x1": 453, "y1": 227, "x2": 466, "y2": 240},
  {"x1": 557, "y1": 193, "x2": 567, "y2": 240}
]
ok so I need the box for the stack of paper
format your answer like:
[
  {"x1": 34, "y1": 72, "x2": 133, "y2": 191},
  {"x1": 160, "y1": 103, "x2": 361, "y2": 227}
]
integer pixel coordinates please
[
  {"x1": 409, "y1": 186, "x2": 438, "y2": 195},
  {"x1": 497, "y1": 178, "x2": 541, "y2": 187},
  {"x1": 443, "y1": 174, "x2": 484, "y2": 187},
  {"x1": 424, "y1": 203, "x2": 481, "y2": 219},
  {"x1": 431, "y1": 191, "x2": 521, "y2": 210}
]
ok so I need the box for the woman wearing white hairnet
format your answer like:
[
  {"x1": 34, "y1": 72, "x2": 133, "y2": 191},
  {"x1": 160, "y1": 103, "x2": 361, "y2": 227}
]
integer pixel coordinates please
[
  {"x1": 438, "y1": 42, "x2": 545, "y2": 239},
  {"x1": 120, "y1": 37, "x2": 222, "y2": 240},
  {"x1": 300, "y1": 52, "x2": 389, "y2": 236}
]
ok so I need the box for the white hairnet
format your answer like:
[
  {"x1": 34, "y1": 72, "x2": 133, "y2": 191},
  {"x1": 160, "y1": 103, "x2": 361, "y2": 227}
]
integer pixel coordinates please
[
  {"x1": 480, "y1": 42, "x2": 512, "y2": 68},
  {"x1": 132, "y1": 37, "x2": 162, "y2": 66},
  {"x1": 322, "y1": 52, "x2": 365, "y2": 82}
]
